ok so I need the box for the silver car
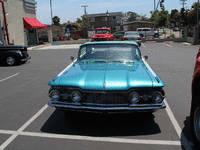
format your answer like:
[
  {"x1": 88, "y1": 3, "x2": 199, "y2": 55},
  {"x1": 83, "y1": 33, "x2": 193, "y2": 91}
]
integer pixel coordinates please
[{"x1": 123, "y1": 31, "x2": 141, "y2": 46}]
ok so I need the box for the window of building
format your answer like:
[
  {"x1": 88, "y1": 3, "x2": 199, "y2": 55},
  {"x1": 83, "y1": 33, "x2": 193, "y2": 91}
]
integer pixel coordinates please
[
  {"x1": 89, "y1": 17, "x2": 95, "y2": 22},
  {"x1": 113, "y1": 16, "x2": 120, "y2": 20},
  {"x1": 102, "y1": 17, "x2": 107, "y2": 21},
  {"x1": 112, "y1": 26, "x2": 120, "y2": 31}
]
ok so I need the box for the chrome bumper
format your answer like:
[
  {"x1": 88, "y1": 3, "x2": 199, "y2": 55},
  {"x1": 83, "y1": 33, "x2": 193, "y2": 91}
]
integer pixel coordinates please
[
  {"x1": 21, "y1": 56, "x2": 31, "y2": 62},
  {"x1": 48, "y1": 100, "x2": 166, "y2": 113}
]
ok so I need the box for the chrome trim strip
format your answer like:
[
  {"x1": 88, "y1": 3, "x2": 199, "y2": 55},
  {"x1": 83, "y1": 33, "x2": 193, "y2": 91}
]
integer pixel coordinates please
[
  {"x1": 48, "y1": 101, "x2": 166, "y2": 111},
  {"x1": 142, "y1": 57, "x2": 159, "y2": 83},
  {"x1": 21, "y1": 56, "x2": 31, "y2": 61},
  {"x1": 57, "y1": 59, "x2": 77, "y2": 77}
]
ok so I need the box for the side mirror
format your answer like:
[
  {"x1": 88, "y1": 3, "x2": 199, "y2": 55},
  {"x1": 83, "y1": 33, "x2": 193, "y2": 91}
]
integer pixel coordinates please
[
  {"x1": 144, "y1": 55, "x2": 148, "y2": 60},
  {"x1": 70, "y1": 56, "x2": 74, "y2": 61}
]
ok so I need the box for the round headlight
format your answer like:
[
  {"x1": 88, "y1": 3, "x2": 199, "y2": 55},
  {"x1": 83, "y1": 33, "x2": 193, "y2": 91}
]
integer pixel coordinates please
[
  {"x1": 128, "y1": 92, "x2": 140, "y2": 104},
  {"x1": 152, "y1": 91, "x2": 163, "y2": 103},
  {"x1": 71, "y1": 91, "x2": 82, "y2": 102},
  {"x1": 49, "y1": 90, "x2": 60, "y2": 101}
]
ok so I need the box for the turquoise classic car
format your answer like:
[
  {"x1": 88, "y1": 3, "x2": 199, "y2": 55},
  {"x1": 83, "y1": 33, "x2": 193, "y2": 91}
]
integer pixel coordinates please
[{"x1": 48, "y1": 41, "x2": 166, "y2": 113}]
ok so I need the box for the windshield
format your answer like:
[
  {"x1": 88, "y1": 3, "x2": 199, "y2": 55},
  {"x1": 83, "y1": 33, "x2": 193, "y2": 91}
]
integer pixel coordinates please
[
  {"x1": 78, "y1": 44, "x2": 141, "y2": 61},
  {"x1": 125, "y1": 32, "x2": 139, "y2": 36},
  {"x1": 95, "y1": 29, "x2": 109, "y2": 34}
]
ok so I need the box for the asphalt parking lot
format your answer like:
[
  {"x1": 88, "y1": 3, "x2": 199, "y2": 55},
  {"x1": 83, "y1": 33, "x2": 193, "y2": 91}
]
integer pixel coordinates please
[{"x1": 0, "y1": 42, "x2": 199, "y2": 150}]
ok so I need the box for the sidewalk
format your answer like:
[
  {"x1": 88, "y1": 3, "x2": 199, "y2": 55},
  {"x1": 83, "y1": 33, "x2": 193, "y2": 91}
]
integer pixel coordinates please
[{"x1": 27, "y1": 43, "x2": 51, "y2": 50}]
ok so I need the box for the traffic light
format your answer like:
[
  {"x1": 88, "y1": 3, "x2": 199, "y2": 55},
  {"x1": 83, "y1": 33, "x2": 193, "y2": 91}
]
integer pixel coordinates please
[
  {"x1": 181, "y1": 8, "x2": 185, "y2": 18},
  {"x1": 169, "y1": 19, "x2": 172, "y2": 23}
]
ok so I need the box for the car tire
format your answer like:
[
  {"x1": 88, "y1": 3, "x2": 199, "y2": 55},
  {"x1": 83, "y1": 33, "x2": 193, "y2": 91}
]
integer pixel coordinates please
[
  {"x1": 154, "y1": 34, "x2": 159, "y2": 38},
  {"x1": 140, "y1": 34, "x2": 144, "y2": 38},
  {"x1": 5, "y1": 56, "x2": 17, "y2": 66},
  {"x1": 190, "y1": 96, "x2": 200, "y2": 148}
]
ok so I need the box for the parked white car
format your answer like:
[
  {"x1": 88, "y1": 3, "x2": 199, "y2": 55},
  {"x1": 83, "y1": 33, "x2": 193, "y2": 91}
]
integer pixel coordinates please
[
  {"x1": 123, "y1": 31, "x2": 141, "y2": 46},
  {"x1": 136, "y1": 28, "x2": 161, "y2": 38}
]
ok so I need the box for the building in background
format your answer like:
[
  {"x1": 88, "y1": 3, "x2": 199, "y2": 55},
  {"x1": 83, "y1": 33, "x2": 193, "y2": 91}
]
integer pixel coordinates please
[
  {"x1": 121, "y1": 21, "x2": 154, "y2": 31},
  {"x1": 0, "y1": 0, "x2": 46, "y2": 46},
  {"x1": 82, "y1": 12, "x2": 122, "y2": 33},
  {"x1": 38, "y1": 25, "x2": 65, "y2": 39}
]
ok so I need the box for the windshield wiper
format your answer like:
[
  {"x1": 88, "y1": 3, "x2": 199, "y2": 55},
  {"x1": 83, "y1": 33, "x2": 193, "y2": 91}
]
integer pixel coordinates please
[
  {"x1": 109, "y1": 60, "x2": 124, "y2": 63},
  {"x1": 94, "y1": 60, "x2": 107, "y2": 63},
  {"x1": 109, "y1": 60, "x2": 135, "y2": 64}
]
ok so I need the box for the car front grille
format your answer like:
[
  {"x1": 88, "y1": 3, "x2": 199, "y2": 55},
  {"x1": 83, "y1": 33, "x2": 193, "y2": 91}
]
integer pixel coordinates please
[
  {"x1": 82, "y1": 93, "x2": 129, "y2": 105},
  {"x1": 94, "y1": 38, "x2": 107, "y2": 41}
]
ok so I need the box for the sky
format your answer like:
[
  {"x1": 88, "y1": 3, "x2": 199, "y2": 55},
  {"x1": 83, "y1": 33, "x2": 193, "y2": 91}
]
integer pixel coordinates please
[{"x1": 36, "y1": 0, "x2": 197, "y2": 25}]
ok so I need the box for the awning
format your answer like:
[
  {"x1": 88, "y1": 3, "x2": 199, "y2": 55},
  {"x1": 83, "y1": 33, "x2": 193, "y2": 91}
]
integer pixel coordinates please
[{"x1": 23, "y1": 17, "x2": 47, "y2": 29}]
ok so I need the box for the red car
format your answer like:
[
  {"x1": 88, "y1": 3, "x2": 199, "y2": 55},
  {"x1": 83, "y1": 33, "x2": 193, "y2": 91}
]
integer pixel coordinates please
[
  {"x1": 91, "y1": 28, "x2": 113, "y2": 42},
  {"x1": 190, "y1": 48, "x2": 200, "y2": 148}
]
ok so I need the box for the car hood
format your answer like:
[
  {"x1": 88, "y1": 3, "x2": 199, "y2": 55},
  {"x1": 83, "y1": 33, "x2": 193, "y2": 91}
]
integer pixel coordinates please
[{"x1": 49, "y1": 61, "x2": 165, "y2": 91}]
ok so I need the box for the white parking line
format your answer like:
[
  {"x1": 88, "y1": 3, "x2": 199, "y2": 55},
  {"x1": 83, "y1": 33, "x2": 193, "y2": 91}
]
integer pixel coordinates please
[
  {"x1": 0, "y1": 129, "x2": 181, "y2": 146},
  {"x1": 164, "y1": 99, "x2": 192, "y2": 149},
  {"x1": 141, "y1": 43, "x2": 146, "y2": 47},
  {"x1": 0, "y1": 104, "x2": 48, "y2": 150},
  {"x1": 163, "y1": 43, "x2": 172, "y2": 47},
  {"x1": 0, "y1": 73, "x2": 19, "y2": 83}
]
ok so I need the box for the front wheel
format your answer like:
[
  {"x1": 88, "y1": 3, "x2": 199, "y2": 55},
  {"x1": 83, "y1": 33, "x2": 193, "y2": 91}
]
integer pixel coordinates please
[
  {"x1": 154, "y1": 34, "x2": 159, "y2": 38},
  {"x1": 190, "y1": 96, "x2": 200, "y2": 148},
  {"x1": 5, "y1": 56, "x2": 17, "y2": 66},
  {"x1": 140, "y1": 34, "x2": 144, "y2": 38}
]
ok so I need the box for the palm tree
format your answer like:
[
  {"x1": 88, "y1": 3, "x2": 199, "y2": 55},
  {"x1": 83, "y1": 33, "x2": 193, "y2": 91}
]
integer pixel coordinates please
[{"x1": 52, "y1": 16, "x2": 60, "y2": 26}]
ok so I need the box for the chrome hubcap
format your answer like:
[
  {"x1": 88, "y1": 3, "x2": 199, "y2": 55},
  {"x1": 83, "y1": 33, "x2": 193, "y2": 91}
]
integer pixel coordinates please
[
  {"x1": 194, "y1": 107, "x2": 200, "y2": 141},
  {"x1": 6, "y1": 57, "x2": 15, "y2": 65}
]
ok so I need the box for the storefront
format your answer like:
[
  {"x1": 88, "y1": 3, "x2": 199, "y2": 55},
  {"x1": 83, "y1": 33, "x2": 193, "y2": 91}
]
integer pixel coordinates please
[{"x1": 23, "y1": 17, "x2": 47, "y2": 45}]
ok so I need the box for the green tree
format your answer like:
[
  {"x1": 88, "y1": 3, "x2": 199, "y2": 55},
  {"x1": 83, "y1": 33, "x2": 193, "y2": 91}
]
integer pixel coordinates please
[
  {"x1": 158, "y1": 6, "x2": 169, "y2": 27},
  {"x1": 169, "y1": 9, "x2": 179, "y2": 26},
  {"x1": 65, "y1": 22, "x2": 81, "y2": 31},
  {"x1": 187, "y1": 2, "x2": 200, "y2": 26},
  {"x1": 52, "y1": 16, "x2": 60, "y2": 26},
  {"x1": 140, "y1": 14, "x2": 149, "y2": 21},
  {"x1": 126, "y1": 11, "x2": 140, "y2": 22}
]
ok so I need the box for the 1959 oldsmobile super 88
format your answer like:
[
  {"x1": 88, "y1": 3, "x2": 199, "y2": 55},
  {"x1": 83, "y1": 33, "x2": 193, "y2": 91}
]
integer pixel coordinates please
[{"x1": 48, "y1": 41, "x2": 166, "y2": 113}]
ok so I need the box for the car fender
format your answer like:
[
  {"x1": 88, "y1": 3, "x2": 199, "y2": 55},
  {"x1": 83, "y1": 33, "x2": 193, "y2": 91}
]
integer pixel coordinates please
[{"x1": 1, "y1": 50, "x2": 22, "y2": 59}]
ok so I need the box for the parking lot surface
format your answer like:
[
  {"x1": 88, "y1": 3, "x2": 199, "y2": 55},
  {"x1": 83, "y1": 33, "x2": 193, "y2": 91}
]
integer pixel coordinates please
[{"x1": 0, "y1": 42, "x2": 198, "y2": 149}]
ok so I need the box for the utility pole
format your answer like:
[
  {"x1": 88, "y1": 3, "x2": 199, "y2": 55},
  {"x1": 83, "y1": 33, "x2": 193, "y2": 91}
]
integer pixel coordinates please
[
  {"x1": 81, "y1": 5, "x2": 88, "y2": 15},
  {"x1": 50, "y1": 0, "x2": 53, "y2": 25},
  {"x1": 197, "y1": 0, "x2": 199, "y2": 26},
  {"x1": 180, "y1": 0, "x2": 187, "y2": 26},
  {"x1": 180, "y1": 0, "x2": 187, "y2": 9}
]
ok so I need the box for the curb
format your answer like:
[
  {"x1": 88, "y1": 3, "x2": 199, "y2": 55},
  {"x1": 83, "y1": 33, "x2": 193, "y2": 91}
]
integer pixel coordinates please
[{"x1": 28, "y1": 43, "x2": 51, "y2": 50}]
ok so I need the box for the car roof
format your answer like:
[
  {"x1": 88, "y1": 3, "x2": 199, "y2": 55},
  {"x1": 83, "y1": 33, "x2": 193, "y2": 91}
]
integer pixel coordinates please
[
  {"x1": 125, "y1": 31, "x2": 137, "y2": 32},
  {"x1": 80, "y1": 41, "x2": 139, "y2": 47},
  {"x1": 95, "y1": 28, "x2": 110, "y2": 30}
]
